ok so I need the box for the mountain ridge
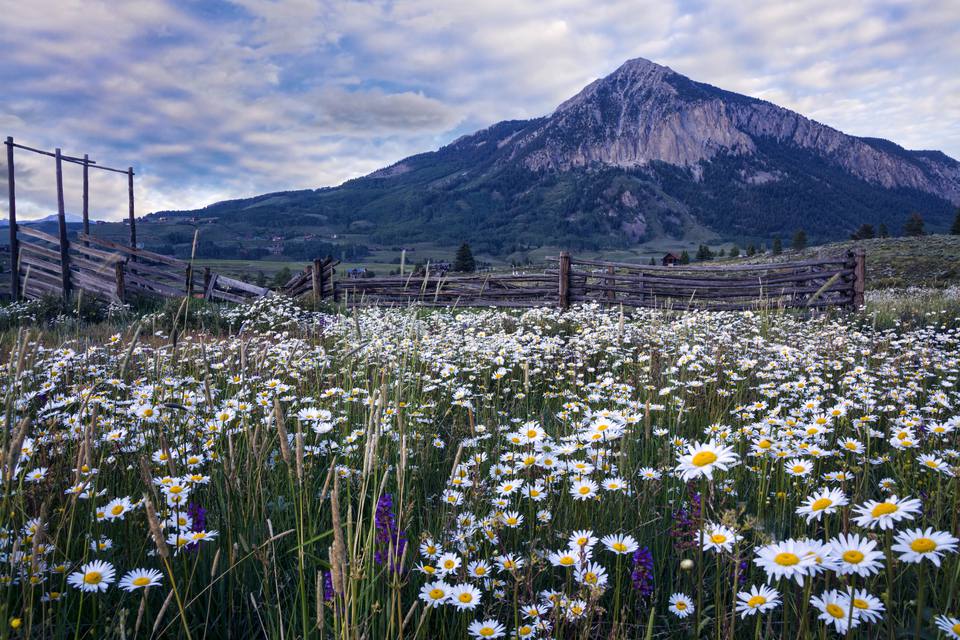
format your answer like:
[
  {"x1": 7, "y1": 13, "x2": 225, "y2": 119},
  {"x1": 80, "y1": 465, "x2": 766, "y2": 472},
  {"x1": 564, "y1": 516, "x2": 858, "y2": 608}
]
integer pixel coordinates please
[{"x1": 150, "y1": 57, "x2": 960, "y2": 255}]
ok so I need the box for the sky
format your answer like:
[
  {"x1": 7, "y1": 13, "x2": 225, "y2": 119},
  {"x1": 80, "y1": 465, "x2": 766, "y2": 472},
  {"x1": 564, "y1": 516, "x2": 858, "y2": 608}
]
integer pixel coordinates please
[{"x1": 2, "y1": 0, "x2": 959, "y2": 221}]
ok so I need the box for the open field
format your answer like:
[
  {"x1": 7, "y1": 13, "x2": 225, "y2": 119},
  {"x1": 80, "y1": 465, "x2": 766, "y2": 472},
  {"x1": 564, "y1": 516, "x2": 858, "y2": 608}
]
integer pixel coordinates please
[{"x1": 0, "y1": 293, "x2": 959, "y2": 639}]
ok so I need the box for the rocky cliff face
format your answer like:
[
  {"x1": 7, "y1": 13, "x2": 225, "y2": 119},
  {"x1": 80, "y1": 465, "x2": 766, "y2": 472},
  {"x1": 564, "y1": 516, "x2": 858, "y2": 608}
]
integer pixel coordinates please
[{"x1": 483, "y1": 58, "x2": 960, "y2": 204}]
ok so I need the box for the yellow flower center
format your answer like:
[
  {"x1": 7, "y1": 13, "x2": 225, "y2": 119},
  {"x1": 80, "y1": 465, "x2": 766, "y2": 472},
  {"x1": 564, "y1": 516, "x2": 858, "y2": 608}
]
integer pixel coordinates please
[
  {"x1": 111, "y1": 505, "x2": 125, "y2": 515},
  {"x1": 613, "y1": 542, "x2": 627, "y2": 552},
  {"x1": 585, "y1": 572, "x2": 597, "y2": 583},
  {"x1": 910, "y1": 538, "x2": 937, "y2": 553},
  {"x1": 747, "y1": 595, "x2": 767, "y2": 608},
  {"x1": 132, "y1": 576, "x2": 151, "y2": 587},
  {"x1": 711, "y1": 534, "x2": 727, "y2": 544},
  {"x1": 429, "y1": 588, "x2": 444, "y2": 600},
  {"x1": 478, "y1": 627, "x2": 496, "y2": 637},
  {"x1": 83, "y1": 571, "x2": 102, "y2": 585},
  {"x1": 871, "y1": 502, "x2": 897, "y2": 517},
  {"x1": 774, "y1": 552, "x2": 799, "y2": 566},
  {"x1": 692, "y1": 451, "x2": 718, "y2": 467},
  {"x1": 953, "y1": 623, "x2": 960, "y2": 634},
  {"x1": 842, "y1": 550, "x2": 865, "y2": 564},
  {"x1": 578, "y1": 486, "x2": 590, "y2": 495},
  {"x1": 825, "y1": 603, "x2": 846, "y2": 619},
  {"x1": 811, "y1": 498, "x2": 833, "y2": 511},
  {"x1": 559, "y1": 556, "x2": 575, "y2": 566},
  {"x1": 758, "y1": 439, "x2": 771, "y2": 449},
  {"x1": 675, "y1": 602, "x2": 687, "y2": 610},
  {"x1": 458, "y1": 592, "x2": 473, "y2": 603},
  {"x1": 791, "y1": 465, "x2": 805, "y2": 473},
  {"x1": 853, "y1": 598, "x2": 868, "y2": 610}
]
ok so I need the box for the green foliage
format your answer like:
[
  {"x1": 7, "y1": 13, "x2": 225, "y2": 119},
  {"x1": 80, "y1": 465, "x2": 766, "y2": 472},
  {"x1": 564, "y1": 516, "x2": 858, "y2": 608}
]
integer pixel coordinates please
[
  {"x1": 695, "y1": 244, "x2": 713, "y2": 261},
  {"x1": 729, "y1": 245, "x2": 740, "y2": 258},
  {"x1": 851, "y1": 223, "x2": 875, "y2": 240},
  {"x1": 951, "y1": 208, "x2": 960, "y2": 235},
  {"x1": 772, "y1": 237, "x2": 782, "y2": 255},
  {"x1": 452, "y1": 242, "x2": 476, "y2": 272},
  {"x1": 679, "y1": 250, "x2": 690, "y2": 264},
  {"x1": 903, "y1": 212, "x2": 925, "y2": 236},
  {"x1": 792, "y1": 229, "x2": 807, "y2": 251}
]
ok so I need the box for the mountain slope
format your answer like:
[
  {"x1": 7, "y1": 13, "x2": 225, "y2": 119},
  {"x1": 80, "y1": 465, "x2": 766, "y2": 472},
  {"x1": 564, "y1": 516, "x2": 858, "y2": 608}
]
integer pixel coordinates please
[{"x1": 153, "y1": 58, "x2": 960, "y2": 255}]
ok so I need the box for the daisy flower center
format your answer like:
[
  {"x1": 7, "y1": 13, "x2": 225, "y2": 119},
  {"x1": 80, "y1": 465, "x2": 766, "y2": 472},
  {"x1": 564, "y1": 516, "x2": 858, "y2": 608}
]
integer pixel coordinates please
[
  {"x1": 842, "y1": 550, "x2": 865, "y2": 564},
  {"x1": 612, "y1": 542, "x2": 627, "y2": 552},
  {"x1": 852, "y1": 598, "x2": 868, "y2": 610},
  {"x1": 692, "y1": 451, "x2": 718, "y2": 467},
  {"x1": 559, "y1": 557, "x2": 575, "y2": 566},
  {"x1": 871, "y1": 502, "x2": 897, "y2": 517},
  {"x1": 478, "y1": 628, "x2": 496, "y2": 637},
  {"x1": 910, "y1": 538, "x2": 936, "y2": 553},
  {"x1": 458, "y1": 593, "x2": 473, "y2": 603},
  {"x1": 428, "y1": 588, "x2": 444, "y2": 599},
  {"x1": 774, "y1": 552, "x2": 799, "y2": 566},
  {"x1": 747, "y1": 595, "x2": 767, "y2": 608},
  {"x1": 132, "y1": 576, "x2": 151, "y2": 587},
  {"x1": 111, "y1": 505, "x2": 125, "y2": 515},
  {"x1": 83, "y1": 571, "x2": 102, "y2": 585},
  {"x1": 711, "y1": 534, "x2": 727, "y2": 544},
  {"x1": 811, "y1": 498, "x2": 832, "y2": 511},
  {"x1": 826, "y1": 603, "x2": 846, "y2": 619},
  {"x1": 675, "y1": 602, "x2": 687, "y2": 610}
]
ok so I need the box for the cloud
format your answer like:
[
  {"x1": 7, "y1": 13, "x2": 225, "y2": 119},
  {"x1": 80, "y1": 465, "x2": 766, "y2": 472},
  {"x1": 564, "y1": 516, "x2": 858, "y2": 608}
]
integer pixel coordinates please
[{"x1": 1, "y1": 0, "x2": 957, "y2": 221}]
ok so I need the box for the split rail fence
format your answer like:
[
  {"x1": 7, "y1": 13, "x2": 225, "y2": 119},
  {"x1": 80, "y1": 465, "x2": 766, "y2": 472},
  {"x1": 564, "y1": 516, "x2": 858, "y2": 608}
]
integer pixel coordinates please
[{"x1": 330, "y1": 250, "x2": 865, "y2": 311}]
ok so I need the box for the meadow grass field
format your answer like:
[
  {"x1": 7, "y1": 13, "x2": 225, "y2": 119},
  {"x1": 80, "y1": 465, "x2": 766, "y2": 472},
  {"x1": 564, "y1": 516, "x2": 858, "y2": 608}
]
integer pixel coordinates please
[{"x1": 1, "y1": 292, "x2": 960, "y2": 639}]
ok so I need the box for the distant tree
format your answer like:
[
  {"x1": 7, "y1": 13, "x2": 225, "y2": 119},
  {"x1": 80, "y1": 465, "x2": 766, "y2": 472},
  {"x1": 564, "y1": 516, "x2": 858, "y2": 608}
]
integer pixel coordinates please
[
  {"x1": 729, "y1": 245, "x2": 740, "y2": 258},
  {"x1": 772, "y1": 237, "x2": 783, "y2": 255},
  {"x1": 792, "y1": 229, "x2": 807, "y2": 251},
  {"x1": 717, "y1": 248, "x2": 726, "y2": 257},
  {"x1": 746, "y1": 244, "x2": 757, "y2": 256},
  {"x1": 272, "y1": 267, "x2": 292, "y2": 289},
  {"x1": 951, "y1": 208, "x2": 960, "y2": 235},
  {"x1": 679, "y1": 250, "x2": 691, "y2": 265},
  {"x1": 878, "y1": 223, "x2": 889, "y2": 238},
  {"x1": 850, "y1": 224, "x2": 875, "y2": 240},
  {"x1": 696, "y1": 244, "x2": 714, "y2": 261},
  {"x1": 903, "y1": 212, "x2": 925, "y2": 237},
  {"x1": 453, "y1": 242, "x2": 476, "y2": 272},
  {"x1": 255, "y1": 271, "x2": 267, "y2": 287},
  {"x1": 648, "y1": 257, "x2": 656, "y2": 266}
]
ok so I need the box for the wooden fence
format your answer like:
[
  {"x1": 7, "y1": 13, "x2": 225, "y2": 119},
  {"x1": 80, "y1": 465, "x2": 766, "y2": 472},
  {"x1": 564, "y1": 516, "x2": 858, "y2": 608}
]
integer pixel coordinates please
[{"x1": 324, "y1": 250, "x2": 865, "y2": 311}]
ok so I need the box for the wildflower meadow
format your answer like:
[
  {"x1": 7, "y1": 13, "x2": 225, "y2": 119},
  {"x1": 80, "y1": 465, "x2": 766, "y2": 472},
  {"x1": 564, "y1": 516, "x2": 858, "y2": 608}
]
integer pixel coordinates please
[{"x1": 2, "y1": 297, "x2": 960, "y2": 639}]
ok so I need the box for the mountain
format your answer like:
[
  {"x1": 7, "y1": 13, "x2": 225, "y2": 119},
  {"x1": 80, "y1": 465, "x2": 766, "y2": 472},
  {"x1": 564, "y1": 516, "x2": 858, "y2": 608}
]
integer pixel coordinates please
[{"x1": 154, "y1": 58, "x2": 960, "y2": 255}]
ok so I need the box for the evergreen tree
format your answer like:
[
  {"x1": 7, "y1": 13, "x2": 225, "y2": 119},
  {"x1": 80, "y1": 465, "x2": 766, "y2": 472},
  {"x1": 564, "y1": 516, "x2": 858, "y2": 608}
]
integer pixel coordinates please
[
  {"x1": 679, "y1": 250, "x2": 691, "y2": 264},
  {"x1": 696, "y1": 244, "x2": 714, "y2": 261},
  {"x1": 903, "y1": 212, "x2": 925, "y2": 237},
  {"x1": 272, "y1": 266, "x2": 292, "y2": 289},
  {"x1": 729, "y1": 245, "x2": 740, "y2": 258},
  {"x1": 648, "y1": 257, "x2": 656, "y2": 266},
  {"x1": 951, "y1": 208, "x2": 960, "y2": 235},
  {"x1": 878, "y1": 223, "x2": 889, "y2": 238},
  {"x1": 453, "y1": 242, "x2": 476, "y2": 272},
  {"x1": 717, "y1": 248, "x2": 726, "y2": 257},
  {"x1": 850, "y1": 224, "x2": 875, "y2": 240},
  {"x1": 792, "y1": 229, "x2": 807, "y2": 251},
  {"x1": 772, "y1": 237, "x2": 782, "y2": 255},
  {"x1": 746, "y1": 244, "x2": 757, "y2": 256}
]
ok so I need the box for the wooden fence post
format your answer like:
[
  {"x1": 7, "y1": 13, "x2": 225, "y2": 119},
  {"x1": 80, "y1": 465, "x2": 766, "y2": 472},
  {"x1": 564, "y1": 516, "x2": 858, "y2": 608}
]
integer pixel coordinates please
[
  {"x1": 5, "y1": 137, "x2": 19, "y2": 300},
  {"x1": 114, "y1": 261, "x2": 125, "y2": 303},
  {"x1": 605, "y1": 265, "x2": 615, "y2": 303},
  {"x1": 82, "y1": 154, "x2": 90, "y2": 241},
  {"x1": 310, "y1": 259, "x2": 321, "y2": 306},
  {"x1": 558, "y1": 251, "x2": 570, "y2": 309},
  {"x1": 317, "y1": 258, "x2": 327, "y2": 300},
  {"x1": 55, "y1": 148, "x2": 71, "y2": 300},
  {"x1": 852, "y1": 248, "x2": 865, "y2": 308},
  {"x1": 127, "y1": 167, "x2": 136, "y2": 250}
]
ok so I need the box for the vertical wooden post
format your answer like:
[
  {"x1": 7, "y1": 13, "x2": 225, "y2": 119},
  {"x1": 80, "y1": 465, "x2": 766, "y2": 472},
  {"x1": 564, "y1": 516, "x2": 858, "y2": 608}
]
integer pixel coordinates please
[
  {"x1": 114, "y1": 261, "x2": 125, "y2": 303},
  {"x1": 558, "y1": 251, "x2": 570, "y2": 309},
  {"x1": 5, "y1": 137, "x2": 19, "y2": 300},
  {"x1": 127, "y1": 167, "x2": 136, "y2": 249},
  {"x1": 203, "y1": 267, "x2": 211, "y2": 294},
  {"x1": 317, "y1": 258, "x2": 327, "y2": 300},
  {"x1": 55, "y1": 148, "x2": 71, "y2": 300},
  {"x1": 311, "y1": 258, "x2": 321, "y2": 306},
  {"x1": 852, "y1": 248, "x2": 865, "y2": 308},
  {"x1": 82, "y1": 154, "x2": 90, "y2": 241},
  {"x1": 605, "y1": 264, "x2": 615, "y2": 303}
]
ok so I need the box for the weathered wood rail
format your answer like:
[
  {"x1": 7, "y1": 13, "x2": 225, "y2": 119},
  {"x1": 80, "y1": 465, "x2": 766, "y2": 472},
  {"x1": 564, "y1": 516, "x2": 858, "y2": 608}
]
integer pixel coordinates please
[{"x1": 327, "y1": 250, "x2": 865, "y2": 311}]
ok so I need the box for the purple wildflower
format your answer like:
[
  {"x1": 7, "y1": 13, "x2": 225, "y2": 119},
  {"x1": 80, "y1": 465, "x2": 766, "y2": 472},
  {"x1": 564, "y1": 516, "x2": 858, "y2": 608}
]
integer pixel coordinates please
[
  {"x1": 630, "y1": 546, "x2": 654, "y2": 598},
  {"x1": 374, "y1": 493, "x2": 407, "y2": 574}
]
